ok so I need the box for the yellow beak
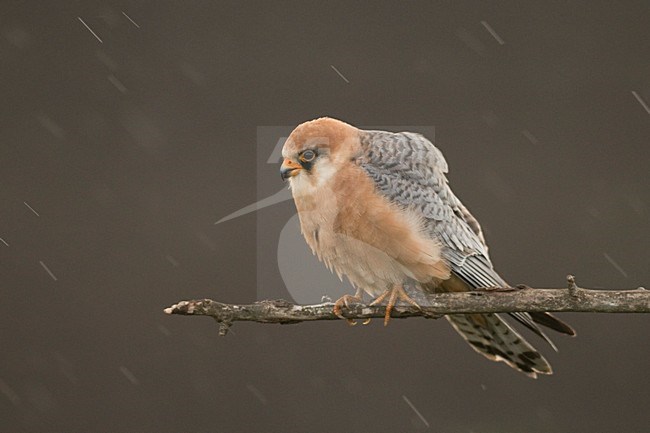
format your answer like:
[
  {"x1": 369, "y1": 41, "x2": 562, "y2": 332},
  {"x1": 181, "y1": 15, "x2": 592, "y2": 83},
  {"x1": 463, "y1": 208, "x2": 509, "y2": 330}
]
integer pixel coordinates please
[{"x1": 280, "y1": 158, "x2": 302, "y2": 180}]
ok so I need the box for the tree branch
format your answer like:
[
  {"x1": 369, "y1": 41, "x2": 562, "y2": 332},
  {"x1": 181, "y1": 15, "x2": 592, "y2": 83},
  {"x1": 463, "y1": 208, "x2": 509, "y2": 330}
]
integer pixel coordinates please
[{"x1": 164, "y1": 276, "x2": 648, "y2": 336}]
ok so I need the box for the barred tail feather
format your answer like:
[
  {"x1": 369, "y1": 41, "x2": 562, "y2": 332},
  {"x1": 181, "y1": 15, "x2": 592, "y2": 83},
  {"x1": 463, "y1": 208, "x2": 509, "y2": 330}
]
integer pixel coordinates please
[{"x1": 446, "y1": 313, "x2": 552, "y2": 378}]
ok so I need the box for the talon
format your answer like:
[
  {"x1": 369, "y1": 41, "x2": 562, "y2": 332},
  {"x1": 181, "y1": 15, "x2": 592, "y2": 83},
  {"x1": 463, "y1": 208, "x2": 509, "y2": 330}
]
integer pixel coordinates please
[
  {"x1": 332, "y1": 292, "x2": 363, "y2": 324},
  {"x1": 369, "y1": 284, "x2": 422, "y2": 326},
  {"x1": 362, "y1": 318, "x2": 372, "y2": 325},
  {"x1": 332, "y1": 303, "x2": 345, "y2": 320}
]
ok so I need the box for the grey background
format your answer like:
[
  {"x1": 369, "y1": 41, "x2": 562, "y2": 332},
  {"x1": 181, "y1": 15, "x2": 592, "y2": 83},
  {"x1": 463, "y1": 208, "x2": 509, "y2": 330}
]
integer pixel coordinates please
[{"x1": 1, "y1": 1, "x2": 649, "y2": 432}]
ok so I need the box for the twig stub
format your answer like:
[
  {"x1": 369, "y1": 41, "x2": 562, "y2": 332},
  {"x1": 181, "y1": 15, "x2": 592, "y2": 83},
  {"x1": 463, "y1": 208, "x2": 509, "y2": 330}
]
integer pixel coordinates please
[{"x1": 567, "y1": 274, "x2": 579, "y2": 297}]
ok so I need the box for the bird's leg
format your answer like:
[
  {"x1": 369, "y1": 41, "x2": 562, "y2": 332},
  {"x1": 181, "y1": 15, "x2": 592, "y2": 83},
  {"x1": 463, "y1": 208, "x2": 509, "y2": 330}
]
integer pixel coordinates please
[
  {"x1": 370, "y1": 284, "x2": 421, "y2": 326},
  {"x1": 333, "y1": 288, "x2": 364, "y2": 326}
]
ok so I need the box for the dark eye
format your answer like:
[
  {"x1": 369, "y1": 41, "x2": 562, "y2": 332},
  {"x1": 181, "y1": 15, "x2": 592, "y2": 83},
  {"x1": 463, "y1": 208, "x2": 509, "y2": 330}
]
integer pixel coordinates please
[{"x1": 300, "y1": 149, "x2": 316, "y2": 162}]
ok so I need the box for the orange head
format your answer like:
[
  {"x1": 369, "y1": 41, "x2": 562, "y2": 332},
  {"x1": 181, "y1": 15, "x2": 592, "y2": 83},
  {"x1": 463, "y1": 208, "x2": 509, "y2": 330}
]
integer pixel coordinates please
[{"x1": 280, "y1": 117, "x2": 361, "y2": 181}]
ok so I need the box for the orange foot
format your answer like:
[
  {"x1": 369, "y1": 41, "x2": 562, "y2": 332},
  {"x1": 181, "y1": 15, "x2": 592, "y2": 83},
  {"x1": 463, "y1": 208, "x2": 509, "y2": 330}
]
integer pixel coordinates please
[
  {"x1": 370, "y1": 284, "x2": 421, "y2": 326},
  {"x1": 333, "y1": 289, "x2": 364, "y2": 326}
]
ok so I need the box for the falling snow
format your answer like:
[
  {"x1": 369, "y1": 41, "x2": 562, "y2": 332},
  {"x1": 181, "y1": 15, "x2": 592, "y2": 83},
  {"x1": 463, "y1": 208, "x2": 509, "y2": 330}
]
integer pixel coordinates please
[
  {"x1": 402, "y1": 395, "x2": 430, "y2": 428},
  {"x1": 107, "y1": 74, "x2": 127, "y2": 93},
  {"x1": 481, "y1": 20, "x2": 505, "y2": 45},
  {"x1": 119, "y1": 366, "x2": 140, "y2": 385},
  {"x1": 77, "y1": 17, "x2": 103, "y2": 43},
  {"x1": 39, "y1": 261, "x2": 58, "y2": 281},
  {"x1": 23, "y1": 201, "x2": 40, "y2": 216},
  {"x1": 603, "y1": 253, "x2": 629, "y2": 278},
  {"x1": 330, "y1": 65, "x2": 350, "y2": 84},
  {"x1": 246, "y1": 384, "x2": 268, "y2": 405},
  {"x1": 121, "y1": 11, "x2": 141, "y2": 29},
  {"x1": 631, "y1": 91, "x2": 650, "y2": 115}
]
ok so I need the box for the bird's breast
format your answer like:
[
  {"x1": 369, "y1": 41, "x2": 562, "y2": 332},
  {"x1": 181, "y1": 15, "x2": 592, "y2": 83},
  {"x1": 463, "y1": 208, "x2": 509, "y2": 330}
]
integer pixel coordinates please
[{"x1": 290, "y1": 165, "x2": 448, "y2": 295}]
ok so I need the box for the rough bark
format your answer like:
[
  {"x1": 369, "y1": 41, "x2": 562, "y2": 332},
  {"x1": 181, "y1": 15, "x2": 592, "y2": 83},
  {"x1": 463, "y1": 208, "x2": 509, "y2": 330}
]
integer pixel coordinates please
[{"x1": 164, "y1": 276, "x2": 648, "y2": 336}]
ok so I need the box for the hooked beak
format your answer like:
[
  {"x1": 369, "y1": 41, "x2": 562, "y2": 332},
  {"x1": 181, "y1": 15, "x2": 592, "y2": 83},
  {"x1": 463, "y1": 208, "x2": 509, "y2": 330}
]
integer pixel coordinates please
[{"x1": 280, "y1": 158, "x2": 302, "y2": 181}]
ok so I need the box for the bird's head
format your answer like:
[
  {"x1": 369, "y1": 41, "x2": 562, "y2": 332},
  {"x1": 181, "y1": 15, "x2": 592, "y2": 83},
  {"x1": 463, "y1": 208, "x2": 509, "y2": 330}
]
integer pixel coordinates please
[{"x1": 280, "y1": 117, "x2": 360, "y2": 187}]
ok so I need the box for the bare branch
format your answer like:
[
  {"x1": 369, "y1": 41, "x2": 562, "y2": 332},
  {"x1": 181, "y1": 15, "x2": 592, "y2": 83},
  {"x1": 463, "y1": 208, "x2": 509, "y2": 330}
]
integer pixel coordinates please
[{"x1": 164, "y1": 277, "x2": 648, "y2": 335}]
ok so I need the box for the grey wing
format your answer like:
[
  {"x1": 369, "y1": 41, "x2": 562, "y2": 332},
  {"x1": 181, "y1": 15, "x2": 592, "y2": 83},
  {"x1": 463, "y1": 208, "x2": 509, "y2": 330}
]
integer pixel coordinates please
[
  {"x1": 357, "y1": 130, "x2": 502, "y2": 289},
  {"x1": 357, "y1": 130, "x2": 563, "y2": 346}
]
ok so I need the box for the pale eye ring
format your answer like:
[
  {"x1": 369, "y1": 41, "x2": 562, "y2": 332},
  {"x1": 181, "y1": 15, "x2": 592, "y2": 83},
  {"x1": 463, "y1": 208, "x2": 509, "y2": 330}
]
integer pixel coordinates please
[{"x1": 300, "y1": 149, "x2": 316, "y2": 162}]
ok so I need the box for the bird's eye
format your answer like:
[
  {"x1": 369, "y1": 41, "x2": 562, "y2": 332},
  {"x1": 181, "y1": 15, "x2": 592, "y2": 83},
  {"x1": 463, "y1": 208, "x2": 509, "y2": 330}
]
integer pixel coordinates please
[{"x1": 300, "y1": 149, "x2": 317, "y2": 162}]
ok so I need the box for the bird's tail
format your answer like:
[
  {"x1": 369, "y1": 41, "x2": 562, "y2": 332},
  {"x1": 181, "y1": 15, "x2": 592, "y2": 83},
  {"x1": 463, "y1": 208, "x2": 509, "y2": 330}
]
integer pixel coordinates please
[{"x1": 446, "y1": 313, "x2": 552, "y2": 378}]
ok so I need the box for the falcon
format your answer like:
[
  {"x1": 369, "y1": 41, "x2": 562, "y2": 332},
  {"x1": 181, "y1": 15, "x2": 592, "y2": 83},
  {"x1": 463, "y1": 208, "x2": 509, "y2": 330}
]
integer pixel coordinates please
[{"x1": 280, "y1": 117, "x2": 574, "y2": 377}]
